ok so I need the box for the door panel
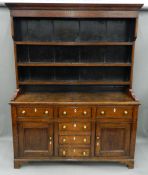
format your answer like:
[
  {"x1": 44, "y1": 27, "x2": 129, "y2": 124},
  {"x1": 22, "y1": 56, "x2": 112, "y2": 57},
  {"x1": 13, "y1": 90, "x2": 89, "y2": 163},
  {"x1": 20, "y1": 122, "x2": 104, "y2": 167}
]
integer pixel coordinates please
[
  {"x1": 95, "y1": 123, "x2": 131, "y2": 157},
  {"x1": 18, "y1": 122, "x2": 53, "y2": 157}
]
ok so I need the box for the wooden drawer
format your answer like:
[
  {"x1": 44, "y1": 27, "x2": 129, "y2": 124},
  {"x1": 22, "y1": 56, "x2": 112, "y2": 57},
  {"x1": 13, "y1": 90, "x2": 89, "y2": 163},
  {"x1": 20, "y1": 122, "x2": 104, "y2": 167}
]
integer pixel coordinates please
[
  {"x1": 59, "y1": 122, "x2": 91, "y2": 132},
  {"x1": 59, "y1": 135, "x2": 91, "y2": 145},
  {"x1": 17, "y1": 106, "x2": 53, "y2": 118},
  {"x1": 59, "y1": 147, "x2": 90, "y2": 157},
  {"x1": 96, "y1": 106, "x2": 133, "y2": 118},
  {"x1": 59, "y1": 106, "x2": 91, "y2": 118}
]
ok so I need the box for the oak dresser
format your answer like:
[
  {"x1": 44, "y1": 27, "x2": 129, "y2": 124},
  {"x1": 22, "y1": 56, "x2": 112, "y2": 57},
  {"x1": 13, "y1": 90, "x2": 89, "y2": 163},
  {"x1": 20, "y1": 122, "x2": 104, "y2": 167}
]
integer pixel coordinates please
[{"x1": 6, "y1": 3, "x2": 143, "y2": 168}]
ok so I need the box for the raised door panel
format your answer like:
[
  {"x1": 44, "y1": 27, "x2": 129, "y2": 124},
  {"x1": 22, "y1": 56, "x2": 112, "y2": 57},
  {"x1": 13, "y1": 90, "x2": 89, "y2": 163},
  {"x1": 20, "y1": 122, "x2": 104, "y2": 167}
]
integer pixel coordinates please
[
  {"x1": 18, "y1": 122, "x2": 53, "y2": 157},
  {"x1": 95, "y1": 123, "x2": 131, "y2": 157}
]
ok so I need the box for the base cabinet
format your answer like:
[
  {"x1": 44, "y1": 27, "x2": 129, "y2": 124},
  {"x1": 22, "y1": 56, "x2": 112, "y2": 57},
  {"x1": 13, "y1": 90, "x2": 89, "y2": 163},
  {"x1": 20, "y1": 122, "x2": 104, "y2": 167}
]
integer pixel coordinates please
[
  {"x1": 11, "y1": 104, "x2": 138, "y2": 169},
  {"x1": 95, "y1": 123, "x2": 131, "y2": 157},
  {"x1": 18, "y1": 122, "x2": 53, "y2": 157}
]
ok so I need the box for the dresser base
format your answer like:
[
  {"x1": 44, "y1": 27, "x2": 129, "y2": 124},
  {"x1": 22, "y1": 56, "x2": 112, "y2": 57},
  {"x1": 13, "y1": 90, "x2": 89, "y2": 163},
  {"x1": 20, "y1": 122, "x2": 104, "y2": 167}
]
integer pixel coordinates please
[{"x1": 11, "y1": 91, "x2": 138, "y2": 169}]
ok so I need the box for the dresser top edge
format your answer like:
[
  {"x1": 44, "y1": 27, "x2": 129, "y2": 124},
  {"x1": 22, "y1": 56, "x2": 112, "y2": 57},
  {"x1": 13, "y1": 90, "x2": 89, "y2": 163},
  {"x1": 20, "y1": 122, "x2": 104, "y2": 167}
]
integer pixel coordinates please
[{"x1": 6, "y1": 3, "x2": 143, "y2": 11}]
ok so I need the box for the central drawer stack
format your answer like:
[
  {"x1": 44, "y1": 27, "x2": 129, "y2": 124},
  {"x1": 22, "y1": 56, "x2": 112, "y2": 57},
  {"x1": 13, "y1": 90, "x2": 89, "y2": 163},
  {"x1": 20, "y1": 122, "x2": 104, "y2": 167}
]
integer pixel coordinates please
[{"x1": 58, "y1": 106, "x2": 92, "y2": 157}]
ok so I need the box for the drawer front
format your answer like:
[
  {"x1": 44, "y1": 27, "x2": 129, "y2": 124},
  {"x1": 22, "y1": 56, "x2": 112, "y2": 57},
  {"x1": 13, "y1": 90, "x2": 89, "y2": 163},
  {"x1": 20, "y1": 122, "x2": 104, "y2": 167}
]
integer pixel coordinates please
[
  {"x1": 59, "y1": 148, "x2": 90, "y2": 157},
  {"x1": 59, "y1": 122, "x2": 91, "y2": 132},
  {"x1": 59, "y1": 106, "x2": 91, "y2": 118},
  {"x1": 59, "y1": 135, "x2": 91, "y2": 145},
  {"x1": 17, "y1": 106, "x2": 53, "y2": 118},
  {"x1": 96, "y1": 106, "x2": 133, "y2": 118}
]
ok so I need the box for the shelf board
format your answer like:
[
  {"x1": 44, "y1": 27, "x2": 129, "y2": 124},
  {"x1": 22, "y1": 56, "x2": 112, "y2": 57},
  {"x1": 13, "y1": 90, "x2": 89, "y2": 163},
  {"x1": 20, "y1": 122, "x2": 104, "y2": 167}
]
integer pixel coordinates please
[
  {"x1": 15, "y1": 41, "x2": 133, "y2": 46},
  {"x1": 12, "y1": 92, "x2": 136, "y2": 105},
  {"x1": 17, "y1": 62, "x2": 132, "y2": 67},
  {"x1": 19, "y1": 80, "x2": 130, "y2": 85}
]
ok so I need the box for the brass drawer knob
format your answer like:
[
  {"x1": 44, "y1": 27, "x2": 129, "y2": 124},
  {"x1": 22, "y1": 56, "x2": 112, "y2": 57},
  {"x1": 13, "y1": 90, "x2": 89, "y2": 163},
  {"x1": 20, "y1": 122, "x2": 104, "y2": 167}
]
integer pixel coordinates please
[
  {"x1": 74, "y1": 109, "x2": 77, "y2": 113},
  {"x1": 100, "y1": 111, "x2": 105, "y2": 115},
  {"x1": 49, "y1": 137, "x2": 52, "y2": 140},
  {"x1": 83, "y1": 125, "x2": 87, "y2": 129},
  {"x1": 63, "y1": 138, "x2": 66, "y2": 143},
  {"x1": 63, "y1": 125, "x2": 67, "y2": 129},
  {"x1": 49, "y1": 141, "x2": 52, "y2": 145},
  {"x1": 21, "y1": 110, "x2": 26, "y2": 114},
  {"x1": 73, "y1": 123, "x2": 77, "y2": 128},
  {"x1": 63, "y1": 111, "x2": 67, "y2": 115},
  {"x1": 97, "y1": 136, "x2": 100, "y2": 140},
  {"x1": 73, "y1": 136, "x2": 76, "y2": 141},
  {"x1": 83, "y1": 138, "x2": 87, "y2": 142},
  {"x1": 124, "y1": 110, "x2": 128, "y2": 115},
  {"x1": 44, "y1": 110, "x2": 49, "y2": 114},
  {"x1": 96, "y1": 142, "x2": 100, "y2": 146},
  {"x1": 63, "y1": 150, "x2": 66, "y2": 156},
  {"x1": 83, "y1": 151, "x2": 86, "y2": 156},
  {"x1": 73, "y1": 149, "x2": 76, "y2": 153},
  {"x1": 83, "y1": 111, "x2": 87, "y2": 115},
  {"x1": 34, "y1": 108, "x2": 37, "y2": 113}
]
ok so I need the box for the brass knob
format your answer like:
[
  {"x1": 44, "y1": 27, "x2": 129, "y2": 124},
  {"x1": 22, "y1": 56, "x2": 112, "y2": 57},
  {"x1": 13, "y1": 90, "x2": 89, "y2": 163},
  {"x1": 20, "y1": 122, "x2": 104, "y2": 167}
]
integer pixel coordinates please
[
  {"x1": 113, "y1": 108, "x2": 116, "y2": 113},
  {"x1": 83, "y1": 151, "x2": 86, "y2": 156},
  {"x1": 84, "y1": 138, "x2": 87, "y2": 142},
  {"x1": 97, "y1": 136, "x2": 100, "y2": 140},
  {"x1": 63, "y1": 125, "x2": 67, "y2": 129},
  {"x1": 74, "y1": 109, "x2": 77, "y2": 113},
  {"x1": 124, "y1": 110, "x2": 128, "y2": 115},
  {"x1": 83, "y1": 111, "x2": 87, "y2": 115},
  {"x1": 63, "y1": 150, "x2": 66, "y2": 156},
  {"x1": 63, "y1": 111, "x2": 67, "y2": 115},
  {"x1": 83, "y1": 125, "x2": 87, "y2": 129},
  {"x1": 44, "y1": 110, "x2": 49, "y2": 114},
  {"x1": 96, "y1": 142, "x2": 100, "y2": 146},
  {"x1": 100, "y1": 111, "x2": 105, "y2": 115},
  {"x1": 73, "y1": 149, "x2": 76, "y2": 153},
  {"x1": 49, "y1": 137, "x2": 52, "y2": 140},
  {"x1": 63, "y1": 138, "x2": 66, "y2": 143},
  {"x1": 34, "y1": 108, "x2": 37, "y2": 113},
  {"x1": 49, "y1": 141, "x2": 52, "y2": 145},
  {"x1": 73, "y1": 123, "x2": 77, "y2": 128},
  {"x1": 73, "y1": 136, "x2": 76, "y2": 141},
  {"x1": 22, "y1": 110, "x2": 26, "y2": 114}
]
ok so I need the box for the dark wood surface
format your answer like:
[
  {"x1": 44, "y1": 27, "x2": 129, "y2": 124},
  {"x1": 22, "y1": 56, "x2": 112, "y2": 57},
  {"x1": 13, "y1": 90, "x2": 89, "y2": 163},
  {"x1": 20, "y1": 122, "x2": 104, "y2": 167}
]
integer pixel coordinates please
[
  {"x1": 6, "y1": 3, "x2": 143, "y2": 18},
  {"x1": 15, "y1": 41, "x2": 133, "y2": 46},
  {"x1": 18, "y1": 62, "x2": 132, "y2": 67},
  {"x1": 7, "y1": 3, "x2": 142, "y2": 169},
  {"x1": 6, "y1": 3, "x2": 143, "y2": 10},
  {"x1": 18, "y1": 80, "x2": 131, "y2": 85},
  {"x1": 12, "y1": 92, "x2": 137, "y2": 104}
]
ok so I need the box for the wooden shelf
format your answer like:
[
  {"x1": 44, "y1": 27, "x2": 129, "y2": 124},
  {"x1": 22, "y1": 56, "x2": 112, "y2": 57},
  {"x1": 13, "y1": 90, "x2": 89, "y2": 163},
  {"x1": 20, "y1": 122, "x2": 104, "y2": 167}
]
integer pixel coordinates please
[
  {"x1": 19, "y1": 80, "x2": 130, "y2": 85},
  {"x1": 12, "y1": 91, "x2": 136, "y2": 104},
  {"x1": 17, "y1": 62, "x2": 132, "y2": 67},
  {"x1": 15, "y1": 41, "x2": 133, "y2": 46}
]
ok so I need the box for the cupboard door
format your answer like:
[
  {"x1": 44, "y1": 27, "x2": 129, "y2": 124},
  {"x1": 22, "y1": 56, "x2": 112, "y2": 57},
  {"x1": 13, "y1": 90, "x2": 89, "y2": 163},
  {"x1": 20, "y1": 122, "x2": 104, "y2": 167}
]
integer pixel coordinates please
[
  {"x1": 95, "y1": 123, "x2": 131, "y2": 157},
  {"x1": 18, "y1": 122, "x2": 53, "y2": 157}
]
